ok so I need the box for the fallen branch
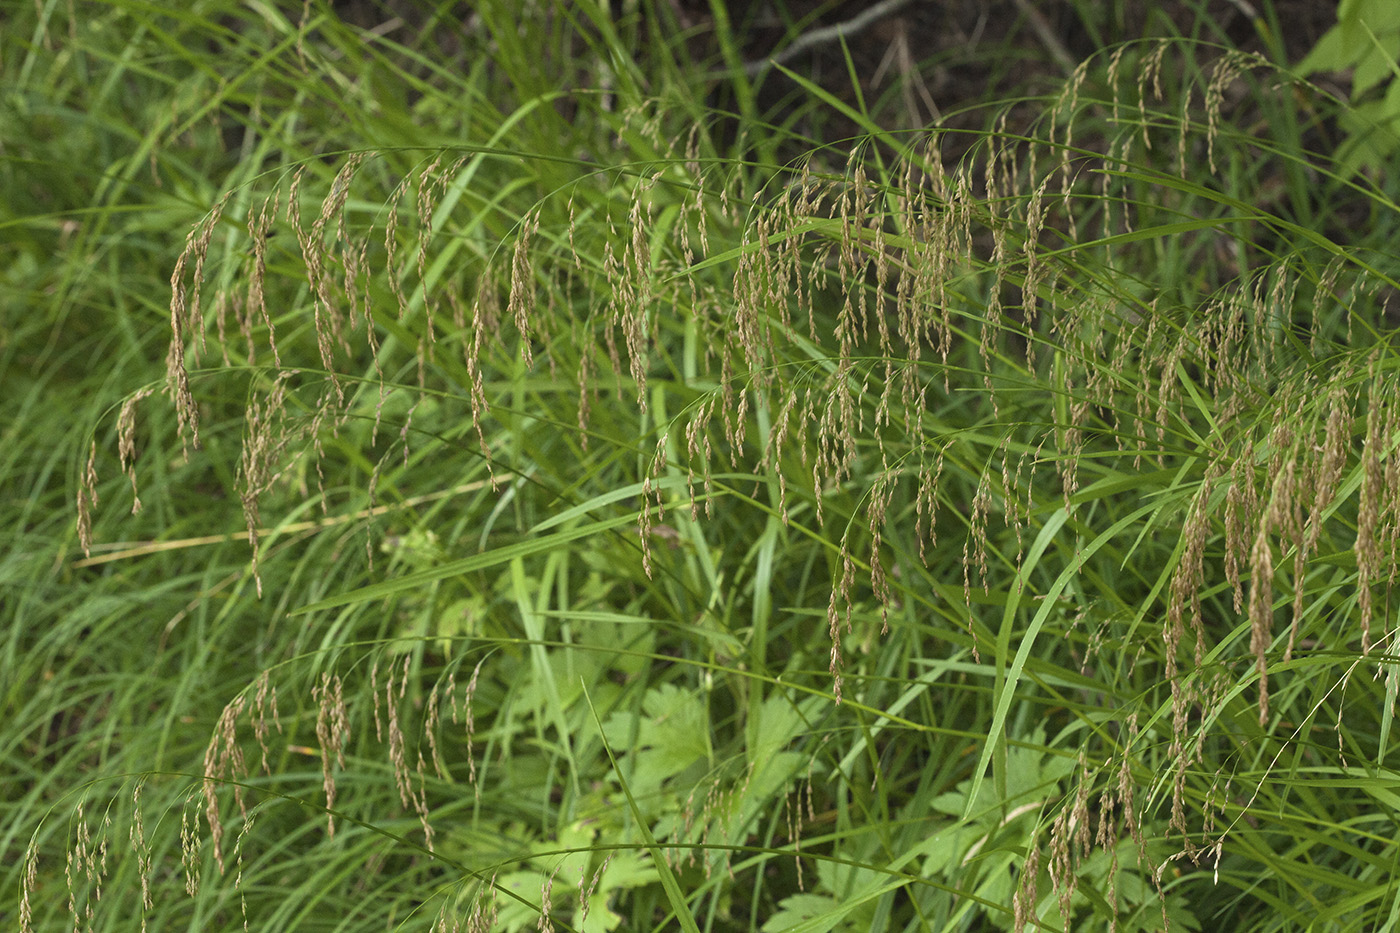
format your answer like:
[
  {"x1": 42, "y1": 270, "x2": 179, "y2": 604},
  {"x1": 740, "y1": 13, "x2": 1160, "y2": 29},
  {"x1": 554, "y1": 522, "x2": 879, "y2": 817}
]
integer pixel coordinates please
[{"x1": 742, "y1": 0, "x2": 920, "y2": 78}]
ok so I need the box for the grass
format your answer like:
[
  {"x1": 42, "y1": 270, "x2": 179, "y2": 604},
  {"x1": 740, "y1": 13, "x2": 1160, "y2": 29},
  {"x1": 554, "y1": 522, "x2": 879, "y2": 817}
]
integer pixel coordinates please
[{"x1": 6, "y1": 1, "x2": 1400, "y2": 930}]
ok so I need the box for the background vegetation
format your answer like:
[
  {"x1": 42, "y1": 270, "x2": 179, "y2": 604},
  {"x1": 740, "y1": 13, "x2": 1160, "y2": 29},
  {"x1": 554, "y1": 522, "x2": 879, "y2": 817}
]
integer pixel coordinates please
[{"x1": 6, "y1": 1, "x2": 1400, "y2": 930}]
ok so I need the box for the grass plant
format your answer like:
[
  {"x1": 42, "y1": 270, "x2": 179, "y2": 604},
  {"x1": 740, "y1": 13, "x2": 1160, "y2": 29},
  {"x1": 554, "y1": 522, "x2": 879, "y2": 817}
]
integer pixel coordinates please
[{"x1": 6, "y1": 2, "x2": 1400, "y2": 931}]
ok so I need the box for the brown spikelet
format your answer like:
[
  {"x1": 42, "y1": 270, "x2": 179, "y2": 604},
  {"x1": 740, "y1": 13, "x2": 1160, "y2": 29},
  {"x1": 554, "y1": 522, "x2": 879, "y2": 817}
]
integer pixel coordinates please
[
  {"x1": 245, "y1": 187, "x2": 283, "y2": 369},
  {"x1": 508, "y1": 209, "x2": 540, "y2": 369},
  {"x1": 236, "y1": 371, "x2": 300, "y2": 597},
  {"x1": 836, "y1": 150, "x2": 872, "y2": 355},
  {"x1": 575, "y1": 308, "x2": 594, "y2": 449},
  {"x1": 251, "y1": 669, "x2": 282, "y2": 775},
  {"x1": 1058, "y1": 321, "x2": 1101, "y2": 513},
  {"x1": 1269, "y1": 261, "x2": 1300, "y2": 373},
  {"x1": 212, "y1": 287, "x2": 235, "y2": 367},
  {"x1": 1106, "y1": 133, "x2": 1136, "y2": 241},
  {"x1": 1248, "y1": 459, "x2": 1298, "y2": 726},
  {"x1": 1223, "y1": 441, "x2": 1257, "y2": 613},
  {"x1": 914, "y1": 444, "x2": 946, "y2": 566},
  {"x1": 203, "y1": 693, "x2": 249, "y2": 875},
  {"x1": 385, "y1": 656, "x2": 409, "y2": 799},
  {"x1": 963, "y1": 467, "x2": 993, "y2": 603},
  {"x1": 130, "y1": 783, "x2": 154, "y2": 930},
  {"x1": 734, "y1": 215, "x2": 770, "y2": 379},
  {"x1": 893, "y1": 162, "x2": 923, "y2": 429},
  {"x1": 1383, "y1": 400, "x2": 1400, "y2": 606},
  {"x1": 1094, "y1": 784, "x2": 1125, "y2": 931},
  {"x1": 1011, "y1": 840, "x2": 1040, "y2": 933},
  {"x1": 638, "y1": 454, "x2": 660, "y2": 580},
  {"x1": 1116, "y1": 719, "x2": 1165, "y2": 931},
  {"x1": 625, "y1": 174, "x2": 659, "y2": 409},
  {"x1": 384, "y1": 654, "x2": 434, "y2": 850},
  {"x1": 114, "y1": 399, "x2": 154, "y2": 518},
  {"x1": 1047, "y1": 794, "x2": 1080, "y2": 925},
  {"x1": 179, "y1": 793, "x2": 202, "y2": 897},
  {"x1": 1155, "y1": 332, "x2": 1190, "y2": 462},
  {"x1": 464, "y1": 874, "x2": 500, "y2": 933},
  {"x1": 1020, "y1": 167, "x2": 1052, "y2": 369},
  {"x1": 64, "y1": 801, "x2": 91, "y2": 928},
  {"x1": 1106, "y1": 44, "x2": 1128, "y2": 129},
  {"x1": 1166, "y1": 471, "x2": 1216, "y2": 681},
  {"x1": 76, "y1": 440, "x2": 99, "y2": 558},
  {"x1": 231, "y1": 806, "x2": 255, "y2": 930},
  {"x1": 980, "y1": 129, "x2": 1010, "y2": 418},
  {"x1": 334, "y1": 176, "x2": 374, "y2": 347},
  {"x1": 871, "y1": 223, "x2": 895, "y2": 426},
  {"x1": 296, "y1": 153, "x2": 366, "y2": 403},
  {"x1": 762, "y1": 387, "x2": 800, "y2": 524},
  {"x1": 313, "y1": 672, "x2": 350, "y2": 837},
  {"x1": 826, "y1": 546, "x2": 856, "y2": 702},
  {"x1": 1312, "y1": 256, "x2": 1345, "y2": 354},
  {"x1": 1286, "y1": 383, "x2": 1352, "y2": 660},
  {"x1": 384, "y1": 167, "x2": 415, "y2": 322},
  {"x1": 452, "y1": 658, "x2": 483, "y2": 795},
  {"x1": 425, "y1": 682, "x2": 446, "y2": 781},
  {"x1": 1176, "y1": 70, "x2": 1194, "y2": 179},
  {"x1": 19, "y1": 836, "x2": 38, "y2": 933},
  {"x1": 538, "y1": 865, "x2": 559, "y2": 933},
  {"x1": 168, "y1": 191, "x2": 232, "y2": 455},
  {"x1": 466, "y1": 261, "x2": 501, "y2": 484},
  {"x1": 684, "y1": 398, "x2": 715, "y2": 520},
  {"x1": 1139, "y1": 40, "x2": 1168, "y2": 152},
  {"x1": 1166, "y1": 670, "x2": 1198, "y2": 855},
  {"x1": 579, "y1": 852, "x2": 615, "y2": 930},
  {"x1": 815, "y1": 363, "x2": 859, "y2": 503},
  {"x1": 600, "y1": 231, "x2": 627, "y2": 401},
  {"x1": 1050, "y1": 60, "x2": 1089, "y2": 242},
  {"x1": 413, "y1": 154, "x2": 452, "y2": 348},
  {"x1": 866, "y1": 462, "x2": 897, "y2": 633},
  {"x1": 1357, "y1": 372, "x2": 1385, "y2": 656},
  {"x1": 1204, "y1": 52, "x2": 1258, "y2": 176}
]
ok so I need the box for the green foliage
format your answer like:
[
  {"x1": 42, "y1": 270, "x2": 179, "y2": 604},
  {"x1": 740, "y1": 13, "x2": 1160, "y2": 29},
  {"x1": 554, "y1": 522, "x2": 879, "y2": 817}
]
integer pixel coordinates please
[
  {"x1": 1299, "y1": 0, "x2": 1400, "y2": 178},
  {"x1": 7, "y1": 2, "x2": 1400, "y2": 932}
]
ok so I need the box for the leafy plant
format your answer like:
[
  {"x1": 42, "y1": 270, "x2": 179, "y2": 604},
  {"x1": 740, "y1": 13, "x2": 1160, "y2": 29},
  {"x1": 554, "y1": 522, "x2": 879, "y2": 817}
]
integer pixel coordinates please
[{"x1": 1298, "y1": 0, "x2": 1400, "y2": 179}]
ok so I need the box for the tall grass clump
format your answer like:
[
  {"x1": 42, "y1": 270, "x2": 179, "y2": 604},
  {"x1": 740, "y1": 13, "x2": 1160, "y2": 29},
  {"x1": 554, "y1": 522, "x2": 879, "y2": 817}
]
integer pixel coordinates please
[{"x1": 8, "y1": 1, "x2": 1400, "y2": 931}]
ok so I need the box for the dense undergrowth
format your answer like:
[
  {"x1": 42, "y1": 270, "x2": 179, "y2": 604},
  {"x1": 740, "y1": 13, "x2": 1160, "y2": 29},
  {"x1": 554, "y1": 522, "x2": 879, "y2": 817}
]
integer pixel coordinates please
[{"x1": 7, "y1": 1, "x2": 1400, "y2": 931}]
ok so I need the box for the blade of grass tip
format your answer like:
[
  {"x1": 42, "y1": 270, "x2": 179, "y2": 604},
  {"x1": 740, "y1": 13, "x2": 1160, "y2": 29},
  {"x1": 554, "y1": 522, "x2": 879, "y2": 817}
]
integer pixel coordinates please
[
  {"x1": 581, "y1": 682, "x2": 702, "y2": 933},
  {"x1": 962, "y1": 501, "x2": 1158, "y2": 821}
]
